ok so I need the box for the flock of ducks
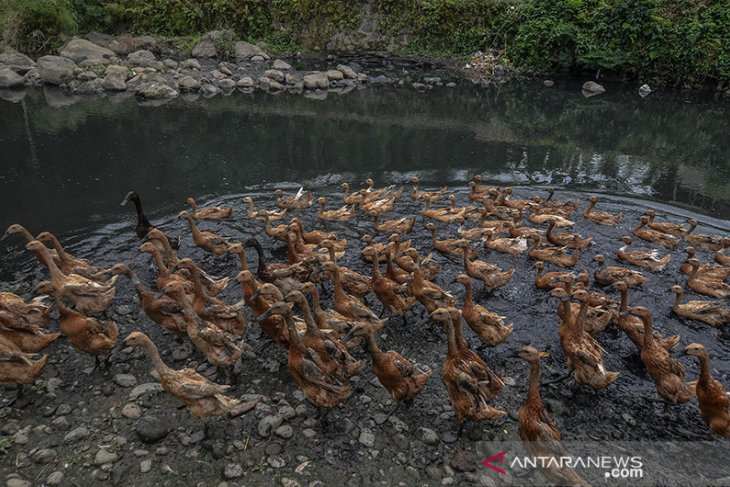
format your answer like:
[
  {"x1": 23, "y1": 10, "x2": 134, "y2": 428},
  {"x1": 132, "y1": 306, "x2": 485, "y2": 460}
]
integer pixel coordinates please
[{"x1": 1, "y1": 176, "x2": 730, "y2": 484}]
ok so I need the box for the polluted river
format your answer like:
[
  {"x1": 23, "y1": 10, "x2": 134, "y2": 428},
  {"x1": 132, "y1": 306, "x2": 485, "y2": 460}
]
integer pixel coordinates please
[{"x1": 0, "y1": 82, "x2": 729, "y2": 487}]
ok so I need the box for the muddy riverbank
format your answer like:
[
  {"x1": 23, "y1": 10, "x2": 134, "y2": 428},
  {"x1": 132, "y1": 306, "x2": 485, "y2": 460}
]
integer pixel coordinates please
[{"x1": 1, "y1": 183, "x2": 729, "y2": 486}]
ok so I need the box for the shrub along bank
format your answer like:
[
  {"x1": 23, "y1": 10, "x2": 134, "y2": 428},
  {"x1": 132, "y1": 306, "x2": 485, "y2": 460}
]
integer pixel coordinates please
[{"x1": 0, "y1": 0, "x2": 728, "y2": 88}]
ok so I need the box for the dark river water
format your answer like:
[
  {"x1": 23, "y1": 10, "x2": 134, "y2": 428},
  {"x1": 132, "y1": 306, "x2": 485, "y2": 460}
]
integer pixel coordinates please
[{"x1": 1, "y1": 82, "x2": 729, "y2": 240}]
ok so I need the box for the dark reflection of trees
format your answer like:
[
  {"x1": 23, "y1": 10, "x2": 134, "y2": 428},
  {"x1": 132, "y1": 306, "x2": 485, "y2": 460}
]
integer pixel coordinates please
[{"x1": 0, "y1": 83, "x2": 728, "y2": 236}]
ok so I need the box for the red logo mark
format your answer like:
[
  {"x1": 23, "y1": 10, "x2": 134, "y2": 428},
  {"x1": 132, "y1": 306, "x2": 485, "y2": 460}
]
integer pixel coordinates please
[{"x1": 482, "y1": 451, "x2": 507, "y2": 475}]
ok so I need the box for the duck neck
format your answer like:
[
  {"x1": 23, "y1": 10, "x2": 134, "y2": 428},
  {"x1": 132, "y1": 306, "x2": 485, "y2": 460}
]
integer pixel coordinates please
[
  {"x1": 184, "y1": 216, "x2": 201, "y2": 239},
  {"x1": 248, "y1": 239, "x2": 268, "y2": 278},
  {"x1": 46, "y1": 235, "x2": 73, "y2": 262},
  {"x1": 177, "y1": 295, "x2": 199, "y2": 336},
  {"x1": 133, "y1": 198, "x2": 152, "y2": 231},
  {"x1": 461, "y1": 280, "x2": 474, "y2": 307},
  {"x1": 140, "y1": 336, "x2": 171, "y2": 375},
  {"x1": 34, "y1": 247, "x2": 64, "y2": 279},
  {"x1": 527, "y1": 359, "x2": 542, "y2": 405},
  {"x1": 147, "y1": 248, "x2": 169, "y2": 277},
  {"x1": 16, "y1": 227, "x2": 35, "y2": 242},
  {"x1": 584, "y1": 199, "x2": 596, "y2": 216},
  {"x1": 697, "y1": 353, "x2": 712, "y2": 386},
  {"x1": 430, "y1": 228, "x2": 438, "y2": 247},
  {"x1": 412, "y1": 264, "x2": 425, "y2": 288},
  {"x1": 285, "y1": 313, "x2": 303, "y2": 350},
  {"x1": 286, "y1": 235, "x2": 301, "y2": 265},
  {"x1": 462, "y1": 247, "x2": 472, "y2": 272},
  {"x1": 236, "y1": 251, "x2": 249, "y2": 272},
  {"x1": 444, "y1": 317, "x2": 459, "y2": 356},
  {"x1": 308, "y1": 286, "x2": 323, "y2": 315},
  {"x1": 328, "y1": 246, "x2": 337, "y2": 263},
  {"x1": 641, "y1": 313, "x2": 655, "y2": 349},
  {"x1": 560, "y1": 297, "x2": 572, "y2": 322},
  {"x1": 245, "y1": 199, "x2": 254, "y2": 215},
  {"x1": 125, "y1": 268, "x2": 148, "y2": 298},
  {"x1": 371, "y1": 256, "x2": 383, "y2": 279},
  {"x1": 384, "y1": 250, "x2": 397, "y2": 277},
  {"x1": 298, "y1": 300, "x2": 320, "y2": 334},
  {"x1": 535, "y1": 265, "x2": 544, "y2": 284},
  {"x1": 187, "y1": 266, "x2": 208, "y2": 299},
  {"x1": 422, "y1": 199, "x2": 431, "y2": 214},
  {"x1": 688, "y1": 263, "x2": 700, "y2": 279},
  {"x1": 546, "y1": 223, "x2": 555, "y2": 239},
  {"x1": 329, "y1": 267, "x2": 346, "y2": 300},
  {"x1": 575, "y1": 299, "x2": 589, "y2": 334},
  {"x1": 364, "y1": 331, "x2": 383, "y2": 358},
  {"x1": 188, "y1": 200, "x2": 198, "y2": 217},
  {"x1": 618, "y1": 287, "x2": 629, "y2": 312},
  {"x1": 687, "y1": 222, "x2": 697, "y2": 235},
  {"x1": 157, "y1": 236, "x2": 177, "y2": 264},
  {"x1": 452, "y1": 313, "x2": 467, "y2": 349},
  {"x1": 672, "y1": 290, "x2": 683, "y2": 310}
]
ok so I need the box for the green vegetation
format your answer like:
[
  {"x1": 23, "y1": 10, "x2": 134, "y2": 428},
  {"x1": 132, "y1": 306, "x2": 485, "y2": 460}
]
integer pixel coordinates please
[
  {"x1": 0, "y1": 0, "x2": 728, "y2": 86},
  {"x1": 0, "y1": 0, "x2": 77, "y2": 52}
]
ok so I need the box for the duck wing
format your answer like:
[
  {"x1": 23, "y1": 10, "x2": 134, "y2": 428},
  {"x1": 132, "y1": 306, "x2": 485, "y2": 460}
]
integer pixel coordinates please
[
  {"x1": 175, "y1": 368, "x2": 230, "y2": 398},
  {"x1": 299, "y1": 357, "x2": 347, "y2": 393}
]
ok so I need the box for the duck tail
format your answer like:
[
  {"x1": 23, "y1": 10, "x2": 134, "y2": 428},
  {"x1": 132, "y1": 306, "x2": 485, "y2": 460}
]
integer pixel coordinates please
[{"x1": 31, "y1": 354, "x2": 49, "y2": 375}]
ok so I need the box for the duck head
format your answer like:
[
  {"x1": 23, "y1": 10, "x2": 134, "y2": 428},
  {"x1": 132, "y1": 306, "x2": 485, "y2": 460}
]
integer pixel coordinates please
[
  {"x1": 515, "y1": 346, "x2": 549, "y2": 362},
  {"x1": 125, "y1": 331, "x2": 151, "y2": 348},
  {"x1": 430, "y1": 307, "x2": 452, "y2": 324},
  {"x1": 120, "y1": 191, "x2": 139, "y2": 207},
  {"x1": 682, "y1": 343, "x2": 708, "y2": 359},
  {"x1": 2, "y1": 224, "x2": 29, "y2": 241},
  {"x1": 255, "y1": 301, "x2": 291, "y2": 322}
]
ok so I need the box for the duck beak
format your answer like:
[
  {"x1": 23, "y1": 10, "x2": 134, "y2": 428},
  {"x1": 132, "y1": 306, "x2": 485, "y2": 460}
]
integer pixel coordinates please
[
  {"x1": 154, "y1": 289, "x2": 166, "y2": 299},
  {"x1": 120, "y1": 193, "x2": 132, "y2": 206},
  {"x1": 340, "y1": 329, "x2": 357, "y2": 345},
  {"x1": 539, "y1": 351, "x2": 550, "y2": 358},
  {"x1": 250, "y1": 289, "x2": 262, "y2": 301},
  {"x1": 0, "y1": 230, "x2": 9, "y2": 241},
  {"x1": 255, "y1": 309, "x2": 272, "y2": 322}
]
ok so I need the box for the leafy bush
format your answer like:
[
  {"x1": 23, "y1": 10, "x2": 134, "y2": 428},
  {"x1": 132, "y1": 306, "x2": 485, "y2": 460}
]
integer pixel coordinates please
[
  {"x1": 0, "y1": 0, "x2": 78, "y2": 52},
  {"x1": 0, "y1": 0, "x2": 728, "y2": 86},
  {"x1": 506, "y1": 0, "x2": 730, "y2": 86}
]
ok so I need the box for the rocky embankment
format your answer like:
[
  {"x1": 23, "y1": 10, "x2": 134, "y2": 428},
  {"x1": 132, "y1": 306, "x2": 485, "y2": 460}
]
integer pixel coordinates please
[{"x1": 0, "y1": 31, "x2": 469, "y2": 103}]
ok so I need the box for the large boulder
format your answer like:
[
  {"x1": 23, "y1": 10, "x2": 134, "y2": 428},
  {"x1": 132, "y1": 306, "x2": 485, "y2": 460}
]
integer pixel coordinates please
[
  {"x1": 109, "y1": 36, "x2": 143, "y2": 56},
  {"x1": 192, "y1": 38, "x2": 217, "y2": 58},
  {"x1": 37, "y1": 56, "x2": 77, "y2": 85},
  {"x1": 135, "y1": 82, "x2": 178, "y2": 100},
  {"x1": 0, "y1": 47, "x2": 35, "y2": 73},
  {"x1": 303, "y1": 72, "x2": 329, "y2": 90},
  {"x1": 102, "y1": 73, "x2": 127, "y2": 91},
  {"x1": 581, "y1": 81, "x2": 605, "y2": 96},
  {"x1": 0, "y1": 67, "x2": 24, "y2": 88},
  {"x1": 234, "y1": 41, "x2": 270, "y2": 62},
  {"x1": 178, "y1": 76, "x2": 200, "y2": 92},
  {"x1": 192, "y1": 30, "x2": 235, "y2": 58},
  {"x1": 336, "y1": 64, "x2": 357, "y2": 79},
  {"x1": 59, "y1": 38, "x2": 115, "y2": 64},
  {"x1": 83, "y1": 32, "x2": 113, "y2": 48},
  {"x1": 127, "y1": 50, "x2": 156, "y2": 67}
]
